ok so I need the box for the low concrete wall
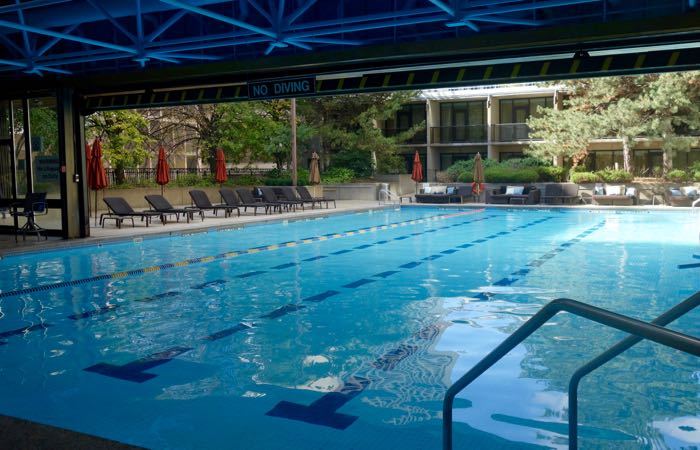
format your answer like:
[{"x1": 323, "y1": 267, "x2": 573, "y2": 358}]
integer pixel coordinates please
[
  {"x1": 321, "y1": 183, "x2": 379, "y2": 200},
  {"x1": 374, "y1": 174, "x2": 417, "y2": 196}
]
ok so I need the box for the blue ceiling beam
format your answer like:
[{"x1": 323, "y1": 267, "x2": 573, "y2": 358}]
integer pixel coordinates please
[
  {"x1": 286, "y1": 7, "x2": 443, "y2": 32},
  {"x1": 277, "y1": 0, "x2": 285, "y2": 25},
  {"x1": 247, "y1": 0, "x2": 273, "y2": 24},
  {"x1": 0, "y1": 58, "x2": 70, "y2": 75},
  {"x1": 284, "y1": 0, "x2": 316, "y2": 25},
  {"x1": 287, "y1": 14, "x2": 449, "y2": 40},
  {"x1": 0, "y1": 0, "x2": 69, "y2": 15},
  {"x1": 470, "y1": 16, "x2": 546, "y2": 26},
  {"x1": 0, "y1": 34, "x2": 23, "y2": 56},
  {"x1": 148, "y1": 51, "x2": 221, "y2": 60},
  {"x1": 14, "y1": 0, "x2": 33, "y2": 55},
  {"x1": 146, "y1": 10, "x2": 187, "y2": 42},
  {"x1": 159, "y1": 0, "x2": 277, "y2": 39},
  {"x1": 428, "y1": 0, "x2": 454, "y2": 16},
  {"x1": 85, "y1": 0, "x2": 137, "y2": 43},
  {"x1": 463, "y1": 0, "x2": 603, "y2": 19},
  {"x1": 0, "y1": 18, "x2": 139, "y2": 54},
  {"x1": 290, "y1": 37, "x2": 362, "y2": 46},
  {"x1": 36, "y1": 24, "x2": 78, "y2": 56}
]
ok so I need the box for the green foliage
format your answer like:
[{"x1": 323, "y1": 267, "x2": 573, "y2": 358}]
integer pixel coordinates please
[
  {"x1": 231, "y1": 174, "x2": 265, "y2": 186},
  {"x1": 264, "y1": 168, "x2": 310, "y2": 186},
  {"x1": 693, "y1": 171, "x2": 700, "y2": 181},
  {"x1": 570, "y1": 172, "x2": 598, "y2": 183},
  {"x1": 595, "y1": 168, "x2": 634, "y2": 183},
  {"x1": 536, "y1": 166, "x2": 567, "y2": 182},
  {"x1": 445, "y1": 158, "x2": 498, "y2": 182},
  {"x1": 666, "y1": 169, "x2": 688, "y2": 182},
  {"x1": 483, "y1": 167, "x2": 538, "y2": 183},
  {"x1": 29, "y1": 103, "x2": 58, "y2": 156},
  {"x1": 321, "y1": 167, "x2": 355, "y2": 184},
  {"x1": 501, "y1": 157, "x2": 551, "y2": 168},
  {"x1": 109, "y1": 179, "x2": 158, "y2": 189},
  {"x1": 571, "y1": 164, "x2": 589, "y2": 173},
  {"x1": 171, "y1": 173, "x2": 216, "y2": 187},
  {"x1": 329, "y1": 149, "x2": 373, "y2": 178}
]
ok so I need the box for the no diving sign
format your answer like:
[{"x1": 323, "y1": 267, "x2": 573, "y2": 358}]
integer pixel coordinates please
[{"x1": 248, "y1": 76, "x2": 316, "y2": 100}]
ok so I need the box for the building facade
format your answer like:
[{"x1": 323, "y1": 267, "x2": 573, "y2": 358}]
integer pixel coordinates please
[{"x1": 383, "y1": 83, "x2": 700, "y2": 181}]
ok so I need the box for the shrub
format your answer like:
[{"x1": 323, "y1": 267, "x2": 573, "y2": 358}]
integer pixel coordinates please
[
  {"x1": 571, "y1": 164, "x2": 589, "y2": 173},
  {"x1": 536, "y1": 166, "x2": 566, "y2": 182},
  {"x1": 693, "y1": 171, "x2": 700, "y2": 181},
  {"x1": 502, "y1": 157, "x2": 551, "y2": 169},
  {"x1": 171, "y1": 173, "x2": 216, "y2": 187},
  {"x1": 330, "y1": 149, "x2": 373, "y2": 178},
  {"x1": 570, "y1": 171, "x2": 598, "y2": 183},
  {"x1": 231, "y1": 174, "x2": 264, "y2": 186},
  {"x1": 322, "y1": 167, "x2": 355, "y2": 184},
  {"x1": 445, "y1": 158, "x2": 498, "y2": 181},
  {"x1": 595, "y1": 168, "x2": 633, "y2": 183},
  {"x1": 666, "y1": 169, "x2": 688, "y2": 182},
  {"x1": 264, "y1": 168, "x2": 310, "y2": 186},
  {"x1": 483, "y1": 167, "x2": 538, "y2": 183}
]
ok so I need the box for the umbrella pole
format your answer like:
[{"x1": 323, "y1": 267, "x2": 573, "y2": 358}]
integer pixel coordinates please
[{"x1": 94, "y1": 190, "x2": 98, "y2": 226}]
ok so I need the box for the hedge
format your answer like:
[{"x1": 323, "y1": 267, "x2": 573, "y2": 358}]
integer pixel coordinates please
[{"x1": 484, "y1": 167, "x2": 538, "y2": 183}]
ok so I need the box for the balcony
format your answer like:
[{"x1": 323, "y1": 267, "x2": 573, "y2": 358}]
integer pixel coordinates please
[
  {"x1": 491, "y1": 123, "x2": 536, "y2": 142},
  {"x1": 382, "y1": 127, "x2": 427, "y2": 145},
  {"x1": 430, "y1": 125, "x2": 488, "y2": 144}
]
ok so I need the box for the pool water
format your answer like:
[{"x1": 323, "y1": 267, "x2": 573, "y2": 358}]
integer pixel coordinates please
[{"x1": 0, "y1": 207, "x2": 698, "y2": 449}]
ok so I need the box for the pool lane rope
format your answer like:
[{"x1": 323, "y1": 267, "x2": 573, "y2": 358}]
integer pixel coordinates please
[{"x1": 0, "y1": 209, "x2": 486, "y2": 299}]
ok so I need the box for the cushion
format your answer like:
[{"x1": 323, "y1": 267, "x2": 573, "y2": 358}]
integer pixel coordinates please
[
  {"x1": 625, "y1": 187, "x2": 636, "y2": 197},
  {"x1": 594, "y1": 185, "x2": 605, "y2": 196},
  {"x1": 423, "y1": 186, "x2": 432, "y2": 194},
  {"x1": 606, "y1": 185, "x2": 622, "y2": 196},
  {"x1": 681, "y1": 186, "x2": 697, "y2": 197},
  {"x1": 446, "y1": 186, "x2": 455, "y2": 195},
  {"x1": 505, "y1": 186, "x2": 524, "y2": 195},
  {"x1": 670, "y1": 188, "x2": 683, "y2": 197},
  {"x1": 432, "y1": 186, "x2": 446, "y2": 194}
]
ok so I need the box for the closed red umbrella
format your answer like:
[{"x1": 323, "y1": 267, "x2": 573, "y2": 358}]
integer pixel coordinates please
[
  {"x1": 89, "y1": 137, "x2": 108, "y2": 225},
  {"x1": 411, "y1": 150, "x2": 423, "y2": 193},
  {"x1": 155, "y1": 146, "x2": 170, "y2": 195},
  {"x1": 85, "y1": 142, "x2": 93, "y2": 188},
  {"x1": 214, "y1": 148, "x2": 227, "y2": 186}
]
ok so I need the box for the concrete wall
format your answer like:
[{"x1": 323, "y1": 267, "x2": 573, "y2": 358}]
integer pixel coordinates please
[{"x1": 321, "y1": 183, "x2": 379, "y2": 200}]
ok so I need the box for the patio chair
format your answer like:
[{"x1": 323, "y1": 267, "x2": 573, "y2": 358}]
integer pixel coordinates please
[
  {"x1": 188, "y1": 189, "x2": 239, "y2": 217},
  {"x1": 102, "y1": 197, "x2": 165, "y2": 228},
  {"x1": 279, "y1": 186, "x2": 306, "y2": 210},
  {"x1": 235, "y1": 188, "x2": 280, "y2": 214},
  {"x1": 296, "y1": 186, "x2": 336, "y2": 209},
  {"x1": 220, "y1": 188, "x2": 269, "y2": 215},
  {"x1": 543, "y1": 183, "x2": 580, "y2": 204},
  {"x1": 259, "y1": 186, "x2": 297, "y2": 212},
  {"x1": 664, "y1": 186, "x2": 698, "y2": 207},
  {"x1": 145, "y1": 194, "x2": 203, "y2": 223},
  {"x1": 10, "y1": 192, "x2": 48, "y2": 242}
]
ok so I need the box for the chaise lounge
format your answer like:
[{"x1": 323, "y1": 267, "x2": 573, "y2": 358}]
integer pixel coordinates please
[
  {"x1": 189, "y1": 189, "x2": 239, "y2": 217},
  {"x1": 102, "y1": 197, "x2": 165, "y2": 228},
  {"x1": 486, "y1": 185, "x2": 540, "y2": 205},
  {"x1": 145, "y1": 194, "x2": 202, "y2": 223},
  {"x1": 664, "y1": 186, "x2": 699, "y2": 207},
  {"x1": 296, "y1": 186, "x2": 336, "y2": 209},
  {"x1": 220, "y1": 188, "x2": 270, "y2": 215}
]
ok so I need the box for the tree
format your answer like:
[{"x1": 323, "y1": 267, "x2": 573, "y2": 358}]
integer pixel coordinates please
[
  {"x1": 86, "y1": 110, "x2": 151, "y2": 184},
  {"x1": 527, "y1": 72, "x2": 700, "y2": 174},
  {"x1": 298, "y1": 92, "x2": 423, "y2": 176}
]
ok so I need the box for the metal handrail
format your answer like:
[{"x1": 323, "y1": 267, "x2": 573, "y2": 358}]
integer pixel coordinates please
[
  {"x1": 442, "y1": 297, "x2": 700, "y2": 450},
  {"x1": 568, "y1": 290, "x2": 700, "y2": 449},
  {"x1": 693, "y1": 197, "x2": 700, "y2": 208}
]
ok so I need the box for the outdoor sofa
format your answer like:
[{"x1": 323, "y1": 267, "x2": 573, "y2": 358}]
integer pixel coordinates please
[
  {"x1": 415, "y1": 185, "x2": 473, "y2": 204},
  {"x1": 591, "y1": 184, "x2": 638, "y2": 206},
  {"x1": 542, "y1": 183, "x2": 580, "y2": 204},
  {"x1": 485, "y1": 185, "x2": 540, "y2": 205},
  {"x1": 664, "y1": 186, "x2": 699, "y2": 207}
]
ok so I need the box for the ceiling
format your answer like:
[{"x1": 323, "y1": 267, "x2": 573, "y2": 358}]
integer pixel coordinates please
[{"x1": 1, "y1": 0, "x2": 699, "y2": 95}]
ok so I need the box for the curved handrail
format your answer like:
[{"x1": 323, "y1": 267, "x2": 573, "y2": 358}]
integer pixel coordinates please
[
  {"x1": 693, "y1": 197, "x2": 700, "y2": 208},
  {"x1": 568, "y1": 290, "x2": 700, "y2": 449},
  {"x1": 442, "y1": 297, "x2": 700, "y2": 450}
]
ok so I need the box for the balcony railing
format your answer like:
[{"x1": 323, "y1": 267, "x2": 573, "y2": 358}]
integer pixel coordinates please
[
  {"x1": 430, "y1": 125, "x2": 488, "y2": 144},
  {"x1": 382, "y1": 127, "x2": 427, "y2": 145},
  {"x1": 491, "y1": 123, "x2": 536, "y2": 142}
]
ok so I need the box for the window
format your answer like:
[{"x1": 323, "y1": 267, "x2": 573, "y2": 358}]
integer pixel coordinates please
[
  {"x1": 585, "y1": 151, "x2": 624, "y2": 171},
  {"x1": 499, "y1": 97, "x2": 554, "y2": 124},
  {"x1": 440, "y1": 152, "x2": 478, "y2": 170},
  {"x1": 633, "y1": 149, "x2": 663, "y2": 176},
  {"x1": 386, "y1": 103, "x2": 426, "y2": 144},
  {"x1": 437, "y1": 101, "x2": 486, "y2": 143},
  {"x1": 675, "y1": 148, "x2": 700, "y2": 170}
]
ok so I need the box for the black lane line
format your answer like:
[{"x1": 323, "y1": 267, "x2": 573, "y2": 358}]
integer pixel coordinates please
[
  {"x1": 84, "y1": 346, "x2": 193, "y2": 383},
  {"x1": 0, "y1": 323, "x2": 51, "y2": 345},
  {"x1": 202, "y1": 323, "x2": 253, "y2": 341},
  {"x1": 236, "y1": 270, "x2": 267, "y2": 278},
  {"x1": 260, "y1": 304, "x2": 306, "y2": 319},
  {"x1": 68, "y1": 305, "x2": 119, "y2": 320},
  {"x1": 342, "y1": 279, "x2": 375, "y2": 289},
  {"x1": 272, "y1": 262, "x2": 298, "y2": 270}
]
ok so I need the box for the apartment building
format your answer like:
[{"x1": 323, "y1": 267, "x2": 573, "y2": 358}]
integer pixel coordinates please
[{"x1": 383, "y1": 83, "x2": 700, "y2": 181}]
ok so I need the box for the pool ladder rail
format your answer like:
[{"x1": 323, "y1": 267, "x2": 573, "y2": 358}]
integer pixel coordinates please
[
  {"x1": 378, "y1": 188, "x2": 410, "y2": 206},
  {"x1": 442, "y1": 290, "x2": 700, "y2": 450}
]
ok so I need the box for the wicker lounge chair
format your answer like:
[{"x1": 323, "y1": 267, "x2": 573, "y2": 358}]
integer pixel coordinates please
[
  {"x1": 188, "y1": 189, "x2": 238, "y2": 217},
  {"x1": 664, "y1": 186, "x2": 698, "y2": 207},
  {"x1": 220, "y1": 188, "x2": 269, "y2": 215},
  {"x1": 296, "y1": 186, "x2": 336, "y2": 208},
  {"x1": 235, "y1": 188, "x2": 281, "y2": 214},
  {"x1": 145, "y1": 194, "x2": 202, "y2": 223},
  {"x1": 542, "y1": 183, "x2": 580, "y2": 204},
  {"x1": 102, "y1": 197, "x2": 164, "y2": 228}
]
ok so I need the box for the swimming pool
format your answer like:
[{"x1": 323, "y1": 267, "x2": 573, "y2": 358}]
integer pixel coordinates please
[{"x1": 0, "y1": 206, "x2": 698, "y2": 449}]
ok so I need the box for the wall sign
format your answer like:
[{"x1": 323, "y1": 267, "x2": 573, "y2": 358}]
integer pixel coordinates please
[{"x1": 248, "y1": 76, "x2": 316, "y2": 100}]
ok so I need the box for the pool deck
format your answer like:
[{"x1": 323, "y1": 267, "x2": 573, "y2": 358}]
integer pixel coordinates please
[{"x1": 0, "y1": 200, "x2": 695, "y2": 257}]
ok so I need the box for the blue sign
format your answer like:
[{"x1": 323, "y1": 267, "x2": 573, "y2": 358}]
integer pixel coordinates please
[{"x1": 248, "y1": 76, "x2": 316, "y2": 99}]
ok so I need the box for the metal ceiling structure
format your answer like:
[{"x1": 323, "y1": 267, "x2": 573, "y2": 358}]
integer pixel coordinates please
[{"x1": 1, "y1": 1, "x2": 699, "y2": 103}]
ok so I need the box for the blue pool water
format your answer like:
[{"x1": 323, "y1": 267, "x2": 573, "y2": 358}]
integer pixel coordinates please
[{"x1": 0, "y1": 207, "x2": 699, "y2": 449}]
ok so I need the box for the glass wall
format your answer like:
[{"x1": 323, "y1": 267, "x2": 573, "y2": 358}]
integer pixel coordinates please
[
  {"x1": 28, "y1": 97, "x2": 60, "y2": 199},
  {"x1": 584, "y1": 150, "x2": 624, "y2": 171},
  {"x1": 436, "y1": 101, "x2": 486, "y2": 143},
  {"x1": 675, "y1": 149, "x2": 700, "y2": 170},
  {"x1": 632, "y1": 149, "x2": 663, "y2": 177},
  {"x1": 385, "y1": 103, "x2": 427, "y2": 144}
]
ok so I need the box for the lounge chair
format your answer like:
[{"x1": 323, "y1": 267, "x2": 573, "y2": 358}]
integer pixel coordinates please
[
  {"x1": 415, "y1": 185, "x2": 473, "y2": 204},
  {"x1": 296, "y1": 186, "x2": 336, "y2": 209},
  {"x1": 236, "y1": 187, "x2": 281, "y2": 214},
  {"x1": 486, "y1": 186, "x2": 540, "y2": 205},
  {"x1": 102, "y1": 197, "x2": 164, "y2": 228},
  {"x1": 259, "y1": 186, "x2": 297, "y2": 211},
  {"x1": 591, "y1": 184, "x2": 636, "y2": 206},
  {"x1": 279, "y1": 186, "x2": 306, "y2": 210},
  {"x1": 10, "y1": 192, "x2": 47, "y2": 241},
  {"x1": 543, "y1": 183, "x2": 580, "y2": 205},
  {"x1": 220, "y1": 188, "x2": 269, "y2": 215},
  {"x1": 664, "y1": 186, "x2": 698, "y2": 207},
  {"x1": 188, "y1": 189, "x2": 239, "y2": 217},
  {"x1": 145, "y1": 194, "x2": 202, "y2": 223}
]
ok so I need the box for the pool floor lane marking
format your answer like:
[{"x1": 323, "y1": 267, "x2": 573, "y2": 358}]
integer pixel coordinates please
[
  {"x1": 266, "y1": 323, "x2": 445, "y2": 429},
  {"x1": 84, "y1": 346, "x2": 193, "y2": 383},
  {"x1": 0, "y1": 323, "x2": 51, "y2": 344},
  {"x1": 0, "y1": 210, "x2": 484, "y2": 300}
]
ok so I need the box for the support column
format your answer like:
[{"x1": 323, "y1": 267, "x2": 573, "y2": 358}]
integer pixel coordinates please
[
  {"x1": 426, "y1": 99, "x2": 439, "y2": 181},
  {"x1": 487, "y1": 95, "x2": 498, "y2": 161},
  {"x1": 57, "y1": 88, "x2": 87, "y2": 238}
]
